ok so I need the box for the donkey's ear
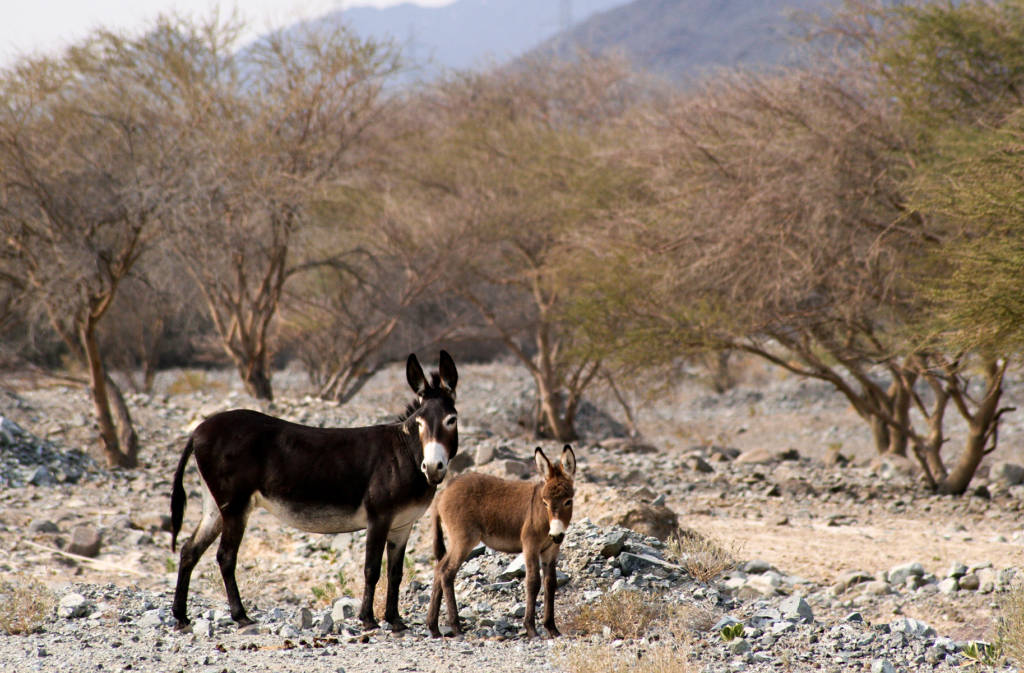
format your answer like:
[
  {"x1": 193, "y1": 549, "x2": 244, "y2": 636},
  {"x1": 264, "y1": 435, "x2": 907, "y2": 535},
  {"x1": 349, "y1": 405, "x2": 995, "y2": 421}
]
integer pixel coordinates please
[
  {"x1": 560, "y1": 444, "x2": 576, "y2": 478},
  {"x1": 406, "y1": 353, "x2": 428, "y2": 397},
  {"x1": 438, "y1": 350, "x2": 458, "y2": 395},
  {"x1": 534, "y1": 447, "x2": 552, "y2": 479}
]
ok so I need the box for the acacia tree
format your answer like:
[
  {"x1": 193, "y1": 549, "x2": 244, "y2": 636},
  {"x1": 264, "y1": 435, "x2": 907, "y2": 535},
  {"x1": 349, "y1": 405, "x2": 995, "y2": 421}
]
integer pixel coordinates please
[
  {"x1": 0, "y1": 30, "x2": 187, "y2": 467},
  {"x1": 401, "y1": 56, "x2": 655, "y2": 440},
  {"x1": 161, "y1": 19, "x2": 400, "y2": 400},
  {"x1": 577, "y1": 59, "x2": 1010, "y2": 494}
]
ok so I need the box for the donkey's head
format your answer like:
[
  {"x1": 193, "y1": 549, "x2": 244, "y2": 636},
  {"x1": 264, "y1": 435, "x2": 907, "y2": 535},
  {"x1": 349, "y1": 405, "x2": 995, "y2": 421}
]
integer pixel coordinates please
[
  {"x1": 535, "y1": 445, "x2": 576, "y2": 544},
  {"x1": 406, "y1": 350, "x2": 459, "y2": 485}
]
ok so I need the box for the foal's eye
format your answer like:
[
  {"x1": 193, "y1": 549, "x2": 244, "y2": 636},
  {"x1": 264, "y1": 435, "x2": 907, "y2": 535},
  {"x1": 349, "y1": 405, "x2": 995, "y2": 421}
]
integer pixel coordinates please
[
  {"x1": 564, "y1": 499, "x2": 573, "y2": 508},
  {"x1": 444, "y1": 414, "x2": 457, "y2": 428}
]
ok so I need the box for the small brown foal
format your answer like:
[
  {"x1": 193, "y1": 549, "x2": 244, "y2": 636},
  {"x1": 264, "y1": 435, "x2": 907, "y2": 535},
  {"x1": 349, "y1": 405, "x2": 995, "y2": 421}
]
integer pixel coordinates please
[{"x1": 428, "y1": 445, "x2": 576, "y2": 638}]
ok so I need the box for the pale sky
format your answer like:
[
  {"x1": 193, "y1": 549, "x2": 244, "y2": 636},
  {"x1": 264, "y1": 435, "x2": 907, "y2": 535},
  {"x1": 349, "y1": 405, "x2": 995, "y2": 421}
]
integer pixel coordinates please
[{"x1": 0, "y1": 0, "x2": 454, "y2": 65}]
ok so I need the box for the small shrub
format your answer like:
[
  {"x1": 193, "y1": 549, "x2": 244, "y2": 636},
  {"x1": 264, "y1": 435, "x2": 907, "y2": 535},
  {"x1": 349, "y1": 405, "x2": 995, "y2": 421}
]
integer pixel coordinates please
[
  {"x1": 0, "y1": 579, "x2": 54, "y2": 635},
  {"x1": 962, "y1": 641, "x2": 1003, "y2": 668},
  {"x1": 311, "y1": 570, "x2": 353, "y2": 606},
  {"x1": 998, "y1": 585, "x2": 1024, "y2": 665},
  {"x1": 720, "y1": 622, "x2": 745, "y2": 641},
  {"x1": 564, "y1": 590, "x2": 669, "y2": 639},
  {"x1": 667, "y1": 529, "x2": 742, "y2": 583},
  {"x1": 166, "y1": 370, "x2": 227, "y2": 395},
  {"x1": 557, "y1": 641, "x2": 695, "y2": 673}
]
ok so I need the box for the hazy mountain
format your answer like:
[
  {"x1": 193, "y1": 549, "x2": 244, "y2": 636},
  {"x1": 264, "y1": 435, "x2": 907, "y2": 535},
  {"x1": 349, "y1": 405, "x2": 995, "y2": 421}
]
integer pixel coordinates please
[
  {"x1": 323, "y1": 0, "x2": 632, "y2": 76},
  {"x1": 532, "y1": 0, "x2": 843, "y2": 82}
]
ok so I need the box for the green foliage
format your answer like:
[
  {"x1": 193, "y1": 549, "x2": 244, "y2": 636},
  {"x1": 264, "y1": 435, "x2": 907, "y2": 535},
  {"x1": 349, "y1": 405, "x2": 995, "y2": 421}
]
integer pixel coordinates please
[
  {"x1": 719, "y1": 622, "x2": 746, "y2": 642},
  {"x1": 865, "y1": 0, "x2": 1024, "y2": 134},
  {"x1": 962, "y1": 640, "x2": 1003, "y2": 668}
]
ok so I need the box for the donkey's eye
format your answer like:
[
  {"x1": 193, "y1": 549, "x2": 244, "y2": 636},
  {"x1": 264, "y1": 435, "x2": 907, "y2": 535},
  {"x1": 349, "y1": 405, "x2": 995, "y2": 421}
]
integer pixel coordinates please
[
  {"x1": 564, "y1": 499, "x2": 573, "y2": 508},
  {"x1": 444, "y1": 414, "x2": 457, "y2": 428}
]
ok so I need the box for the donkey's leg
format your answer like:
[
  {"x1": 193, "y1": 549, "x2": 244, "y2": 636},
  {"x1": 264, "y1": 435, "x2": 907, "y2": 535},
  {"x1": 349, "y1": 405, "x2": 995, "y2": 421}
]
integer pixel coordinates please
[
  {"x1": 358, "y1": 520, "x2": 390, "y2": 630},
  {"x1": 215, "y1": 506, "x2": 253, "y2": 627},
  {"x1": 172, "y1": 482, "x2": 223, "y2": 628},
  {"x1": 383, "y1": 526, "x2": 411, "y2": 631},
  {"x1": 541, "y1": 550, "x2": 561, "y2": 637},
  {"x1": 522, "y1": 552, "x2": 541, "y2": 638}
]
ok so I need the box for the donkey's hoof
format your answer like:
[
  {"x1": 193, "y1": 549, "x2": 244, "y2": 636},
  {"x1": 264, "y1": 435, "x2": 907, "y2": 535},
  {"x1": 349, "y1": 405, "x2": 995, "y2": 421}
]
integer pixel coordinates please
[
  {"x1": 174, "y1": 620, "x2": 192, "y2": 633},
  {"x1": 361, "y1": 618, "x2": 380, "y2": 631},
  {"x1": 429, "y1": 627, "x2": 442, "y2": 639},
  {"x1": 235, "y1": 616, "x2": 255, "y2": 628},
  {"x1": 546, "y1": 627, "x2": 561, "y2": 638},
  {"x1": 386, "y1": 618, "x2": 409, "y2": 632}
]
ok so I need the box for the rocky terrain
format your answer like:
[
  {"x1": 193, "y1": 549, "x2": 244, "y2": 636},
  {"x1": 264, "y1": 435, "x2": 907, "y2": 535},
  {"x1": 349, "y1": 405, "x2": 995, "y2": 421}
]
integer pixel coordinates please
[{"x1": 2, "y1": 358, "x2": 1024, "y2": 672}]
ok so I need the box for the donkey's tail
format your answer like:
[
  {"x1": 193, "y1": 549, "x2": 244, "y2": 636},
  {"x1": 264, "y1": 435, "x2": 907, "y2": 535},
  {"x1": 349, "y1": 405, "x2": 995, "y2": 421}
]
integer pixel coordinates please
[
  {"x1": 170, "y1": 436, "x2": 195, "y2": 553},
  {"x1": 432, "y1": 508, "x2": 446, "y2": 561}
]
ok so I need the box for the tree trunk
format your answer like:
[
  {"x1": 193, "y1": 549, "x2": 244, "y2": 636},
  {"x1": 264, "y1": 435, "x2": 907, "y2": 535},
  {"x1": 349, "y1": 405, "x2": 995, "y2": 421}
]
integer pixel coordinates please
[
  {"x1": 80, "y1": 322, "x2": 132, "y2": 468},
  {"x1": 939, "y1": 427, "x2": 988, "y2": 495},
  {"x1": 535, "y1": 377, "x2": 576, "y2": 442},
  {"x1": 241, "y1": 358, "x2": 274, "y2": 400},
  {"x1": 106, "y1": 375, "x2": 139, "y2": 468},
  {"x1": 886, "y1": 377, "x2": 913, "y2": 456}
]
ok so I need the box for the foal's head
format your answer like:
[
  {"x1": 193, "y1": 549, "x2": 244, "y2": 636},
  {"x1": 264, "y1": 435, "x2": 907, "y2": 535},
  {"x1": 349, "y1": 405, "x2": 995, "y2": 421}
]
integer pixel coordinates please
[
  {"x1": 405, "y1": 350, "x2": 459, "y2": 485},
  {"x1": 535, "y1": 445, "x2": 576, "y2": 544}
]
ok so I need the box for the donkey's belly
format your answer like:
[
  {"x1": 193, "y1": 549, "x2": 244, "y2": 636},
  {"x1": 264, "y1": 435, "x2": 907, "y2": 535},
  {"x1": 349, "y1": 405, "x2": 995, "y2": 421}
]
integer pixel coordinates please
[{"x1": 254, "y1": 493, "x2": 368, "y2": 534}]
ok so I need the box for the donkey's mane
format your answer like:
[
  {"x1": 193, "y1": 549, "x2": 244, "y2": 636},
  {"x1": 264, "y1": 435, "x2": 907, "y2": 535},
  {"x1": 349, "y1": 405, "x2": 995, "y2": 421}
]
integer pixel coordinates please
[{"x1": 397, "y1": 371, "x2": 446, "y2": 422}]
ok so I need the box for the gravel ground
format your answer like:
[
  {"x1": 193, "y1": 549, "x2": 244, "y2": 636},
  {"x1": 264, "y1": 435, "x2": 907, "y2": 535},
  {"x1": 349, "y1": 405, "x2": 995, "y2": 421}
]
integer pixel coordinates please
[{"x1": 2, "y1": 357, "x2": 1024, "y2": 672}]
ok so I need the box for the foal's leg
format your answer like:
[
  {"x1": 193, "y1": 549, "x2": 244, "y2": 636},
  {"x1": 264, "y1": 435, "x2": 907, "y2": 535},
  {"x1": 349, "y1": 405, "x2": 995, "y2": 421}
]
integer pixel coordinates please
[
  {"x1": 172, "y1": 482, "x2": 223, "y2": 628},
  {"x1": 358, "y1": 519, "x2": 390, "y2": 630},
  {"x1": 383, "y1": 526, "x2": 411, "y2": 631},
  {"x1": 428, "y1": 531, "x2": 474, "y2": 637},
  {"x1": 216, "y1": 507, "x2": 254, "y2": 626},
  {"x1": 522, "y1": 551, "x2": 541, "y2": 638},
  {"x1": 541, "y1": 549, "x2": 561, "y2": 637}
]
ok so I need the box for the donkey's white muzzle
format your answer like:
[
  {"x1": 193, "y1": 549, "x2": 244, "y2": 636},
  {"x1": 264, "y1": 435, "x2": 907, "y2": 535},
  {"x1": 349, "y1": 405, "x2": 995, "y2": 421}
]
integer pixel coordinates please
[{"x1": 421, "y1": 441, "x2": 449, "y2": 484}]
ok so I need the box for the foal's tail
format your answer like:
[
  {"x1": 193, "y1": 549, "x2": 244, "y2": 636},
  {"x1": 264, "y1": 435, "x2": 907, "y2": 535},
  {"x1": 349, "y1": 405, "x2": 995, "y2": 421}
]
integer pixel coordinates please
[
  {"x1": 170, "y1": 436, "x2": 195, "y2": 553},
  {"x1": 432, "y1": 508, "x2": 446, "y2": 561}
]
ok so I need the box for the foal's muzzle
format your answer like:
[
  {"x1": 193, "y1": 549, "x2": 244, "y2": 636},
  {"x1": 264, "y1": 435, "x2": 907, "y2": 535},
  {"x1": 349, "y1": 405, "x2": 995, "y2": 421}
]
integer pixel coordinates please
[
  {"x1": 549, "y1": 518, "x2": 567, "y2": 544},
  {"x1": 421, "y1": 441, "x2": 448, "y2": 485}
]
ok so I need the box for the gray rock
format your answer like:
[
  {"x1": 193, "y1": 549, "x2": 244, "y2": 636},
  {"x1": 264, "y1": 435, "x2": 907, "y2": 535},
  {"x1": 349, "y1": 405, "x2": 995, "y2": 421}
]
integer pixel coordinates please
[
  {"x1": 617, "y1": 552, "x2": 675, "y2": 577},
  {"x1": 448, "y1": 451, "x2": 474, "y2": 473},
  {"x1": 499, "y1": 554, "x2": 527, "y2": 580},
  {"x1": 28, "y1": 519, "x2": 59, "y2": 534},
  {"x1": 938, "y1": 577, "x2": 959, "y2": 594},
  {"x1": 500, "y1": 460, "x2": 532, "y2": 479},
  {"x1": 331, "y1": 597, "x2": 360, "y2": 621},
  {"x1": 742, "y1": 560, "x2": 774, "y2": 574},
  {"x1": 990, "y1": 461, "x2": 1024, "y2": 485},
  {"x1": 871, "y1": 660, "x2": 896, "y2": 673},
  {"x1": 137, "y1": 609, "x2": 164, "y2": 628},
  {"x1": 474, "y1": 444, "x2": 496, "y2": 466},
  {"x1": 734, "y1": 447, "x2": 800, "y2": 465},
  {"x1": 599, "y1": 531, "x2": 628, "y2": 557},
  {"x1": 713, "y1": 615, "x2": 741, "y2": 631},
  {"x1": 295, "y1": 607, "x2": 313, "y2": 630},
  {"x1": 833, "y1": 569, "x2": 874, "y2": 594},
  {"x1": 889, "y1": 617, "x2": 936, "y2": 639},
  {"x1": 67, "y1": 526, "x2": 102, "y2": 557},
  {"x1": 728, "y1": 638, "x2": 752, "y2": 654},
  {"x1": 317, "y1": 613, "x2": 334, "y2": 635},
  {"x1": 779, "y1": 595, "x2": 813, "y2": 623},
  {"x1": 886, "y1": 562, "x2": 924, "y2": 586},
  {"x1": 958, "y1": 573, "x2": 980, "y2": 591},
  {"x1": 57, "y1": 593, "x2": 93, "y2": 619},
  {"x1": 845, "y1": 611, "x2": 864, "y2": 623},
  {"x1": 946, "y1": 561, "x2": 968, "y2": 578},
  {"x1": 861, "y1": 580, "x2": 892, "y2": 596},
  {"x1": 192, "y1": 618, "x2": 213, "y2": 637},
  {"x1": 27, "y1": 466, "x2": 57, "y2": 487}
]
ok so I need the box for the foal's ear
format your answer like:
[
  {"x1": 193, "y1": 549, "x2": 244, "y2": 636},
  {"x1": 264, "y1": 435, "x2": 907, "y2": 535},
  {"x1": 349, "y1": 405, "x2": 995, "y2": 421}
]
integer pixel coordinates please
[
  {"x1": 406, "y1": 353, "x2": 428, "y2": 397},
  {"x1": 560, "y1": 444, "x2": 576, "y2": 478},
  {"x1": 438, "y1": 349, "x2": 458, "y2": 395},
  {"x1": 534, "y1": 447, "x2": 552, "y2": 479}
]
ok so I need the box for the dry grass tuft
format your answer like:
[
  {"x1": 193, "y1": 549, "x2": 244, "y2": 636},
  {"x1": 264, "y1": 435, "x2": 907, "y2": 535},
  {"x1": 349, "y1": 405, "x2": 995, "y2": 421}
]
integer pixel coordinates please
[
  {"x1": 557, "y1": 640, "x2": 696, "y2": 673},
  {"x1": 998, "y1": 584, "x2": 1024, "y2": 665},
  {"x1": 666, "y1": 528, "x2": 742, "y2": 583},
  {"x1": 0, "y1": 579, "x2": 54, "y2": 635},
  {"x1": 166, "y1": 370, "x2": 228, "y2": 395},
  {"x1": 564, "y1": 590, "x2": 671, "y2": 639}
]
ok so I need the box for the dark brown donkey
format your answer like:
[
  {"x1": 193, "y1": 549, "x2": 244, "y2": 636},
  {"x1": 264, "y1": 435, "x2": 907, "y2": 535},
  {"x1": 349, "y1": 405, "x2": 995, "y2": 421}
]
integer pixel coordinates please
[
  {"x1": 170, "y1": 351, "x2": 458, "y2": 631},
  {"x1": 428, "y1": 445, "x2": 576, "y2": 638}
]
